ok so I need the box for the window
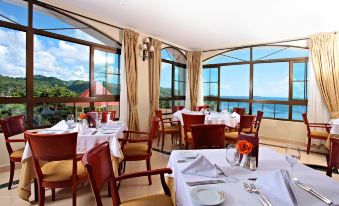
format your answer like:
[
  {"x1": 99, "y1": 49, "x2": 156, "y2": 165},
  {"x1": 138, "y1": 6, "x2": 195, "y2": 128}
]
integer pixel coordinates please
[
  {"x1": 203, "y1": 45, "x2": 308, "y2": 121},
  {"x1": 160, "y1": 47, "x2": 186, "y2": 111},
  {"x1": 0, "y1": 0, "x2": 121, "y2": 128}
]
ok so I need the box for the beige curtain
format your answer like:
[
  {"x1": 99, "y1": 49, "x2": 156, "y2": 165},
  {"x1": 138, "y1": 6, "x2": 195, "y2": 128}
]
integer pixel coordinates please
[
  {"x1": 187, "y1": 51, "x2": 202, "y2": 108},
  {"x1": 149, "y1": 39, "x2": 162, "y2": 121},
  {"x1": 124, "y1": 29, "x2": 140, "y2": 130},
  {"x1": 309, "y1": 33, "x2": 339, "y2": 119}
]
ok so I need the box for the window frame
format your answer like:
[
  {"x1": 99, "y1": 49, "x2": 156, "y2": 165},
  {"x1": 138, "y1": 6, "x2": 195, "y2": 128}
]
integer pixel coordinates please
[{"x1": 0, "y1": 0, "x2": 121, "y2": 128}]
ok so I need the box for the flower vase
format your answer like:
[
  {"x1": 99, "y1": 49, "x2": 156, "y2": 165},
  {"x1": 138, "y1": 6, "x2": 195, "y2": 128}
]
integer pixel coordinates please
[{"x1": 240, "y1": 154, "x2": 250, "y2": 169}]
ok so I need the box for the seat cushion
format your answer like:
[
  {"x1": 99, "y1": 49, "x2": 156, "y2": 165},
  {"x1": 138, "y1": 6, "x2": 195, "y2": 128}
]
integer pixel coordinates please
[
  {"x1": 120, "y1": 194, "x2": 173, "y2": 206},
  {"x1": 160, "y1": 125, "x2": 180, "y2": 133},
  {"x1": 310, "y1": 131, "x2": 329, "y2": 139},
  {"x1": 41, "y1": 160, "x2": 87, "y2": 182},
  {"x1": 224, "y1": 132, "x2": 238, "y2": 140},
  {"x1": 242, "y1": 127, "x2": 257, "y2": 133},
  {"x1": 186, "y1": 132, "x2": 193, "y2": 143},
  {"x1": 10, "y1": 147, "x2": 25, "y2": 159},
  {"x1": 123, "y1": 143, "x2": 148, "y2": 157}
]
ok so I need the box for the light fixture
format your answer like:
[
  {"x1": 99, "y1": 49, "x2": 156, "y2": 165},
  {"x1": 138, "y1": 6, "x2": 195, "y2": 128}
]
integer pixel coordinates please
[{"x1": 140, "y1": 37, "x2": 154, "y2": 61}]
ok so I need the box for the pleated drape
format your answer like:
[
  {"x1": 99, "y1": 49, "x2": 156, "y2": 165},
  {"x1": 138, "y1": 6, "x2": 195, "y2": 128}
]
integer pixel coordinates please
[{"x1": 187, "y1": 51, "x2": 202, "y2": 108}]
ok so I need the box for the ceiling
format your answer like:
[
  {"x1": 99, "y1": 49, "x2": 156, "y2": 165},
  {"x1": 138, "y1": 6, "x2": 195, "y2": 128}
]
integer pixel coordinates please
[{"x1": 42, "y1": 0, "x2": 339, "y2": 51}]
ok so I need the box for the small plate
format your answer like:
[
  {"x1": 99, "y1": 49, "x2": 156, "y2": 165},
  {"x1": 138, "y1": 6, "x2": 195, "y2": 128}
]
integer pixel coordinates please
[
  {"x1": 190, "y1": 186, "x2": 225, "y2": 205},
  {"x1": 102, "y1": 129, "x2": 116, "y2": 134},
  {"x1": 179, "y1": 151, "x2": 198, "y2": 159}
]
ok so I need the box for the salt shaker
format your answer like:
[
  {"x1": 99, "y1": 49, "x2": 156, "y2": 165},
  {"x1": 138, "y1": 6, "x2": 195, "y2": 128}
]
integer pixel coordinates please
[{"x1": 249, "y1": 157, "x2": 257, "y2": 171}]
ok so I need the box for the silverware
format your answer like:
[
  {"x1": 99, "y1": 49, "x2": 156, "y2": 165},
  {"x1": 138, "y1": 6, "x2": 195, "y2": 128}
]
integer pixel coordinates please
[
  {"x1": 249, "y1": 183, "x2": 273, "y2": 206},
  {"x1": 243, "y1": 183, "x2": 268, "y2": 206},
  {"x1": 186, "y1": 179, "x2": 225, "y2": 186},
  {"x1": 293, "y1": 178, "x2": 333, "y2": 205},
  {"x1": 280, "y1": 170, "x2": 298, "y2": 206},
  {"x1": 213, "y1": 163, "x2": 228, "y2": 177},
  {"x1": 91, "y1": 131, "x2": 97, "y2": 135}
]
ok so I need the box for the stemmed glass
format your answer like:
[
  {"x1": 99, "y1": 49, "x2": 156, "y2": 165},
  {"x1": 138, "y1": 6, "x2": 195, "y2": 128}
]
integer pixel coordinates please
[
  {"x1": 96, "y1": 112, "x2": 102, "y2": 129},
  {"x1": 285, "y1": 145, "x2": 301, "y2": 180},
  {"x1": 66, "y1": 114, "x2": 75, "y2": 129},
  {"x1": 225, "y1": 144, "x2": 240, "y2": 183}
]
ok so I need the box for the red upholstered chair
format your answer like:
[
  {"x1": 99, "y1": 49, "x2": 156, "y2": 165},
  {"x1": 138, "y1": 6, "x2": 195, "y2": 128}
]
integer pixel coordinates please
[
  {"x1": 238, "y1": 133, "x2": 259, "y2": 167},
  {"x1": 155, "y1": 110, "x2": 181, "y2": 152},
  {"x1": 119, "y1": 117, "x2": 160, "y2": 185},
  {"x1": 232, "y1": 107, "x2": 246, "y2": 116},
  {"x1": 243, "y1": 111, "x2": 264, "y2": 136},
  {"x1": 172, "y1": 106, "x2": 184, "y2": 113},
  {"x1": 0, "y1": 115, "x2": 26, "y2": 189},
  {"x1": 107, "y1": 110, "x2": 116, "y2": 121},
  {"x1": 326, "y1": 137, "x2": 339, "y2": 177},
  {"x1": 25, "y1": 132, "x2": 87, "y2": 206},
  {"x1": 191, "y1": 124, "x2": 225, "y2": 149},
  {"x1": 101, "y1": 112, "x2": 111, "y2": 123},
  {"x1": 192, "y1": 105, "x2": 210, "y2": 111},
  {"x1": 182, "y1": 113, "x2": 205, "y2": 149},
  {"x1": 225, "y1": 115, "x2": 256, "y2": 144},
  {"x1": 86, "y1": 112, "x2": 98, "y2": 128},
  {"x1": 301, "y1": 112, "x2": 331, "y2": 154}
]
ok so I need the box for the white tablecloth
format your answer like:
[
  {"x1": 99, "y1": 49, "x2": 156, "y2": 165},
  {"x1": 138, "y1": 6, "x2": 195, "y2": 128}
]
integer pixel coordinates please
[
  {"x1": 172, "y1": 110, "x2": 238, "y2": 127},
  {"x1": 330, "y1": 119, "x2": 339, "y2": 135},
  {"x1": 168, "y1": 147, "x2": 339, "y2": 206},
  {"x1": 22, "y1": 120, "x2": 127, "y2": 161}
]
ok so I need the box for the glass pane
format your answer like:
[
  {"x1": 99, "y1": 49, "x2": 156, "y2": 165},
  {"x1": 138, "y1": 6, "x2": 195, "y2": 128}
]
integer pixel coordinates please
[
  {"x1": 262, "y1": 104, "x2": 275, "y2": 118},
  {"x1": 204, "y1": 83, "x2": 218, "y2": 97},
  {"x1": 33, "y1": 35, "x2": 90, "y2": 97},
  {"x1": 75, "y1": 102, "x2": 90, "y2": 119},
  {"x1": 252, "y1": 103, "x2": 263, "y2": 117},
  {"x1": 0, "y1": 103, "x2": 26, "y2": 119},
  {"x1": 219, "y1": 101, "x2": 229, "y2": 112},
  {"x1": 174, "y1": 100, "x2": 185, "y2": 106},
  {"x1": 94, "y1": 50, "x2": 120, "y2": 95},
  {"x1": 253, "y1": 46, "x2": 308, "y2": 61},
  {"x1": 239, "y1": 102, "x2": 249, "y2": 114},
  {"x1": 0, "y1": 0, "x2": 28, "y2": 26},
  {"x1": 204, "y1": 101, "x2": 217, "y2": 111},
  {"x1": 220, "y1": 64, "x2": 249, "y2": 99},
  {"x1": 174, "y1": 81, "x2": 185, "y2": 96},
  {"x1": 159, "y1": 100, "x2": 172, "y2": 109},
  {"x1": 94, "y1": 102, "x2": 120, "y2": 118},
  {"x1": 292, "y1": 105, "x2": 306, "y2": 120},
  {"x1": 293, "y1": 82, "x2": 305, "y2": 100},
  {"x1": 253, "y1": 62, "x2": 289, "y2": 101},
  {"x1": 204, "y1": 48, "x2": 250, "y2": 65},
  {"x1": 33, "y1": 103, "x2": 73, "y2": 126},
  {"x1": 160, "y1": 62, "x2": 172, "y2": 98},
  {"x1": 174, "y1": 66, "x2": 185, "y2": 81},
  {"x1": 220, "y1": 101, "x2": 249, "y2": 113},
  {"x1": 275, "y1": 104, "x2": 289, "y2": 119},
  {"x1": 203, "y1": 68, "x2": 218, "y2": 82},
  {"x1": 33, "y1": 5, "x2": 119, "y2": 47},
  {"x1": 0, "y1": 27, "x2": 26, "y2": 97},
  {"x1": 293, "y1": 62, "x2": 307, "y2": 81},
  {"x1": 161, "y1": 48, "x2": 186, "y2": 64}
]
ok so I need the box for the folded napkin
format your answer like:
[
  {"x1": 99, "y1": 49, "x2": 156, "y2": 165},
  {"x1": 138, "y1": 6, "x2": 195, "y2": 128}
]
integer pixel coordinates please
[
  {"x1": 181, "y1": 155, "x2": 219, "y2": 178},
  {"x1": 51, "y1": 120, "x2": 69, "y2": 130},
  {"x1": 181, "y1": 108, "x2": 190, "y2": 113},
  {"x1": 256, "y1": 169, "x2": 298, "y2": 206},
  {"x1": 231, "y1": 112, "x2": 240, "y2": 122}
]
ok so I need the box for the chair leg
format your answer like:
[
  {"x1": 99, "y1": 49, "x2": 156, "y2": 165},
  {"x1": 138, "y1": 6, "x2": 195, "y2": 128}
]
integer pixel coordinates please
[
  {"x1": 157, "y1": 132, "x2": 161, "y2": 146},
  {"x1": 38, "y1": 185, "x2": 45, "y2": 206},
  {"x1": 51, "y1": 188, "x2": 55, "y2": 201},
  {"x1": 171, "y1": 134, "x2": 174, "y2": 145},
  {"x1": 72, "y1": 185, "x2": 77, "y2": 206},
  {"x1": 146, "y1": 158, "x2": 152, "y2": 185},
  {"x1": 326, "y1": 166, "x2": 332, "y2": 177},
  {"x1": 161, "y1": 134, "x2": 165, "y2": 152},
  {"x1": 122, "y1": 161, "x2": 126, "y2": 173},
  {"x1": 307, "y1": 138, "x2": 311, "y2": 154},
  {"x1": 108, "y1": 181, "x2": 112, "y2": 197},
  {"x1": 8, "y1": 161, "x2": 15, "y2": 190}
]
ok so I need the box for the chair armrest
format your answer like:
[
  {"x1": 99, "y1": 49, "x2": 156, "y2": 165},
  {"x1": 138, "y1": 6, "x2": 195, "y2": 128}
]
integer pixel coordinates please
[
  {"x1": 76, "y1": 154, "x2": 84, "y2": 161},
  {"x1": 162, "y1": 117, "x2": 173, "y2": 121},
  {"x1": 162, "y1": 120, "x2": 181, "y2": 125},
  {"x1": 123, "y1": 130, "x2": 150, "y2": 135},
  {"x1": 116, "y1": 168, "x2": 173, "y2": 196},
  {"x1": 6, "y1": 139, "x2": 27, "y2": 143},
  {"x1": 226, "y1": 125, "x2": 238, "y2": 130},
  {"x1": 309, "y1": 123, "x2": 331, "y2": 126},
  {"x1": 309, "y1": 125, "x2": 332, "y2": 129},
  {"x1": 118, "y1": 138, "x2": 149, "y2": 143}
]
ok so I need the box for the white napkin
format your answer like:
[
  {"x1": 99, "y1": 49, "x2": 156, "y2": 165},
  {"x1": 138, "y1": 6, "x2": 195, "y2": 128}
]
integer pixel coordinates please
[
  {"x1": 51, "y1": 120, "x2": 68, "y2": 130},
  {"x1": 231, "y1": 112, "x2": 240, "y2": 122},
  {"x1": 256, "y1": 170, "x2": 297, "y2": 206},
  {"x1": 181, "y1": 155, "x2": 219, "y2": 178},
  {"x1": 181, "y1": 108, "x2": 190, "y2": 113}
]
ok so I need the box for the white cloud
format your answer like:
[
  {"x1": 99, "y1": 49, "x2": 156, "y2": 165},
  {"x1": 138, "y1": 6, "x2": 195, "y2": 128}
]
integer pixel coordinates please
[{"x1": 254, "y1": 76, "x2": 289, "y2": 98}]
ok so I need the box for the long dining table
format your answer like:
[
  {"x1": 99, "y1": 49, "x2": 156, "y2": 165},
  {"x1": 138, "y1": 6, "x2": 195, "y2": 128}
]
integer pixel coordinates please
[
  {"x1": 17, "y1": 120, "x2": 127, "y2": 201},
  {"x1": 168, "y1": 147, "x2": 339, "y2": 206}
]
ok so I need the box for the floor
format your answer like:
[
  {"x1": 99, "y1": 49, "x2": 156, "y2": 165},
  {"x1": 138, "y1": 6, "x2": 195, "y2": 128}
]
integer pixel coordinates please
[{"x1": 0, "y1": 136, "x2": 337, "y2": 205}]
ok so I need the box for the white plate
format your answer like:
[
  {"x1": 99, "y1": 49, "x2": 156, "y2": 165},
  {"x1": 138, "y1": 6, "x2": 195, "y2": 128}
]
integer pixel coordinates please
[
  {"x1": 38, "y1": 130, "x2": 64, "y2": 134},
  {"x1": 179, "y1": 151, "x2": 199, "y2": 159},
  {"x1": 101, "y1": 129, "x2": 116, "y2": 134},
  {"x1": 190, "y1": 186, "x2": 225, "y2": 205}
]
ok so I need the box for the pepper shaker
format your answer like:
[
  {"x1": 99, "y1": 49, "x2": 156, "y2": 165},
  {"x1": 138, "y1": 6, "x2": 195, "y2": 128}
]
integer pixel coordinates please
[{"x1": 249, "y1": 156, "x2": 257, "y2": 171}]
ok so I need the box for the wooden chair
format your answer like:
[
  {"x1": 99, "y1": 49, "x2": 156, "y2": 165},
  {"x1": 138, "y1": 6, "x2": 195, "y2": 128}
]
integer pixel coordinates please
[
  {"x1": 192, "y1": 105, "x2": 210, "y2": 111},
  {"x1": 182, "y1": 113, "x2": 205, "y2": 149},
  {"x1": 301, "y1": 112, "x2": 331, "y2": 154},
  {"x1": 172, "y1": 106, "x2": 184, "y2": 113},
  {"x1": 191, "y1": 124, "x2": 225, "y2": 149},
  {"x1": 232, "y1": 107, "x2": 246, "y2": 116},
  {"x1": 326, "y1": 137, "x2": 339, "y2": 177},
  {"x1": 25, "y1": 132, "x2": 87, "y2": 206},
  {"x1": 0, "y1": 115, "x2": 26, "y2": 189},
  {"x1": 224, "y1": 115, "x2": 256, "y2": 144},
  {"x1": 119, "y1": 117, "x2": 160, "y2": 185},
  {"x1": 82, "y1": 142, "x2": 173, "y2": 206},
  {"x1": 243, "y1": 111, "x2": 264, "y2": 136},
  {"x1": 155, "y1": 110, "x2": 181, "y2": 152}
]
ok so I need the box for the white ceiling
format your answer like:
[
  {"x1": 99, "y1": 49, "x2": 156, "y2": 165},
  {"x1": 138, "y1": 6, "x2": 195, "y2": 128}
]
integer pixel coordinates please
[{"x1": 43, "y1": 0, "x2": 339, "y2": 50}]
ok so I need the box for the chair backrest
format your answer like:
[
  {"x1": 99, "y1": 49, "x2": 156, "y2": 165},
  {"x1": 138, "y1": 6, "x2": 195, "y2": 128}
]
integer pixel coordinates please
[
  {"x1": 25, "y1": 132, "x2": 78, "y2": 182},
  {"x1": 172, "y1": 106, "x2": 184, "y2": 113},
  {"x1": 239, "y1": 115, "x2": 256, "y2": 133},
  {"x1": 233, "y1": 107, "x2": 246, "y2": 116},
  {"x1": 254, "y1": 111, "x2": 264, "y2": 133},
  {"x1": 154, "y1": 110, "x2": 165, "y2": 130},
  {"x1": 87, "y1": 112, "x2": 98, "y2": 128},
  {"x1": 107, "y1": 110, "x2": 116, "y2": 120},
  {"x1": 82, "y1": 142, "x2": 120, "y2": 206},
  {"x1": 182, "y1": 113, "x2": 205, "y2": 134},
  {"x1": 0, "y1": 115, "x2": 26, "y2": 155},
  {"x1": 101, "y1": 112, "x2": 111, "y2": 123},
  {"x1": 147, "y1": 117, "x2": 160, "y2": 153},
  {"x1": 191, "y1": 124, "x2": 225, "y2": 149},
  {"x1": 330, "y1": 137, "x2": 339, "y2": 170},
  {"x1": 301, "y1": 112, "x2": 311, "y2": 134},
  {"x1": 238, "y1": 133, "x2": 259, "y2": 167}
]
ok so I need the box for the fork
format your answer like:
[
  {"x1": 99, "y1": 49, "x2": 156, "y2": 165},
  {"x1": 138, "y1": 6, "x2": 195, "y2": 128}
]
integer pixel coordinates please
[
  {"x1": 243, "y1": 183, "x2": 268, "y2": 206},
  {"x1": 249, "y1": 184, "x2": 272, "y2": 206}
]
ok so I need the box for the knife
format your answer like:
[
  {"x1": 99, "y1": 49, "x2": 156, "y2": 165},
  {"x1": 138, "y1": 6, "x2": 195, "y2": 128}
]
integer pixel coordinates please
[
  {"x1": 280, "y1": 170, "x2": 298, "y2": 206},
  {"x1": 186, "y1": 179, "x2": 225, "y2": 186},
  {"x1": 214, "y1": 163, "x2": 228, "y2": 177},
  {"x1": 295, "y1": 182, "x2": 333, "y2": 205}
]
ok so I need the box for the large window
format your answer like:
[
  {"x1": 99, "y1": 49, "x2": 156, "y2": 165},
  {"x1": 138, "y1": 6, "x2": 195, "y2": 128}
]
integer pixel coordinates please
[
  {"x1": 203, "y1": 46, "x2": 308, "y2": 121},
  {"x1": 160, "y1": 47, "x2": 186, "y2": 111},
  {"x1": 0, "y1": 0, "x2": 121, "y2": 127}
]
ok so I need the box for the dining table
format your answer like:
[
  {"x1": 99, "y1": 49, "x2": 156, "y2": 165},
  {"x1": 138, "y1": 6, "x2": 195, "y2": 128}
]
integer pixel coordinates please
[
  {"x1": 17, "y1": 120, "x2": 127, "y2": 201},
  {"x1": 168, "y1": 147, "x2": 339, "y2": 206},
  {"x1": 325, "y1": 119, "x2": 339, "y2": 149}
]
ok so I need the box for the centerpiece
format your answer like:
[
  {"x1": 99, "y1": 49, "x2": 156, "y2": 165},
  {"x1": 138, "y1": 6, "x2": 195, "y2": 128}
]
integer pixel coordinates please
[{"x1": 237, "y1": 140, "x2": 254, "y2": 169}]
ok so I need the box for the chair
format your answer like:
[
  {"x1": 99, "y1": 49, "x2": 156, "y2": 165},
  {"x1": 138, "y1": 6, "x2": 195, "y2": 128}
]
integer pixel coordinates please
[
  {"x1": 25, "y1": 132, "x2": 87, "y2": 206},
  {"x1": 155, "y1": 110, "x2": 181, "y2": 152},
  {"x1": 182, "y1": 113, "x2": 205, "y2": 149},
  {"x1": 172, "y1": 106, "x2": 185, "y2": 113},
  {"x1": 192, "y1": 105, "x2": 210, "y2": 111},
  {"x1": 119, "y1": 117, "x2": 160, "y2": 185},
  {"x1": 243, "y1": 111, "x2": 264, "y2": 136},
  {"x1": 82, "y1": 142, "x2": 173, "y2": 206},
  {"x1": 301, "y1": 112, "x2": 331, "y2": 154},
  {"x1": 0, "y1": 115, "x2": 26, "y2": 189},
  {"x1": 232, "y1": 107, "x2": 246, "y2": 116},
  {"x1": 326, "y1": 137, "x2": 339, "y2": 177},
  {"x1": 224, "y1": 115, "x2": 256, "y2": 144},
  {"x1": 86, "y1": 112, "x2": 98, "y2": 128},
  {"x1": 101, "y1": 111, "x2": 112, "y2": 123},
  {"x1": 191, "y1": 124, "x2": 225, "y2": 149}
]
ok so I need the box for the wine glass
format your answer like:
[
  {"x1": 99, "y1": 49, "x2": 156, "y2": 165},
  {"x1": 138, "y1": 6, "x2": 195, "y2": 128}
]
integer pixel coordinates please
[
  {"x1": 225, "y1": 144, "x2": 240, "y2": 183},
  {"x1": 96, "y1": 112, "x2": 102, "y2": 129},
  {"x1": 66, "y1": 114, "x2": 75, "y2": 129},
  {"x1": 285, "y1": 145, "x2": 301, "y2": 179}
]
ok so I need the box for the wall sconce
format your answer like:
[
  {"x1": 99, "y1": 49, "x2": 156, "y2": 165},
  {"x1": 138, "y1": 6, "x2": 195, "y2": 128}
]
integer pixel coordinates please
[{"x1": 141, "y1": 37, "x2": 154, "y2": 61}]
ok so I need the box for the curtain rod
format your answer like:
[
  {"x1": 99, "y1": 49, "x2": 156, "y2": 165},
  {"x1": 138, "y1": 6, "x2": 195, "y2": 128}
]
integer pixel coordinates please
[{"x1": 162, "y1": 42, "x2": 188, "y2": 52}]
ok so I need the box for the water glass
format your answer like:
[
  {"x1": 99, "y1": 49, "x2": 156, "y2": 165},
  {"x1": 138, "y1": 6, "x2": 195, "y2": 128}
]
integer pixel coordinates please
[
  {"x1": 226, "y1": 144, "x2": 240, "y2": 183},
  {"x1": 285, "y1": 145, "x2": 301, "y2": 179}
]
